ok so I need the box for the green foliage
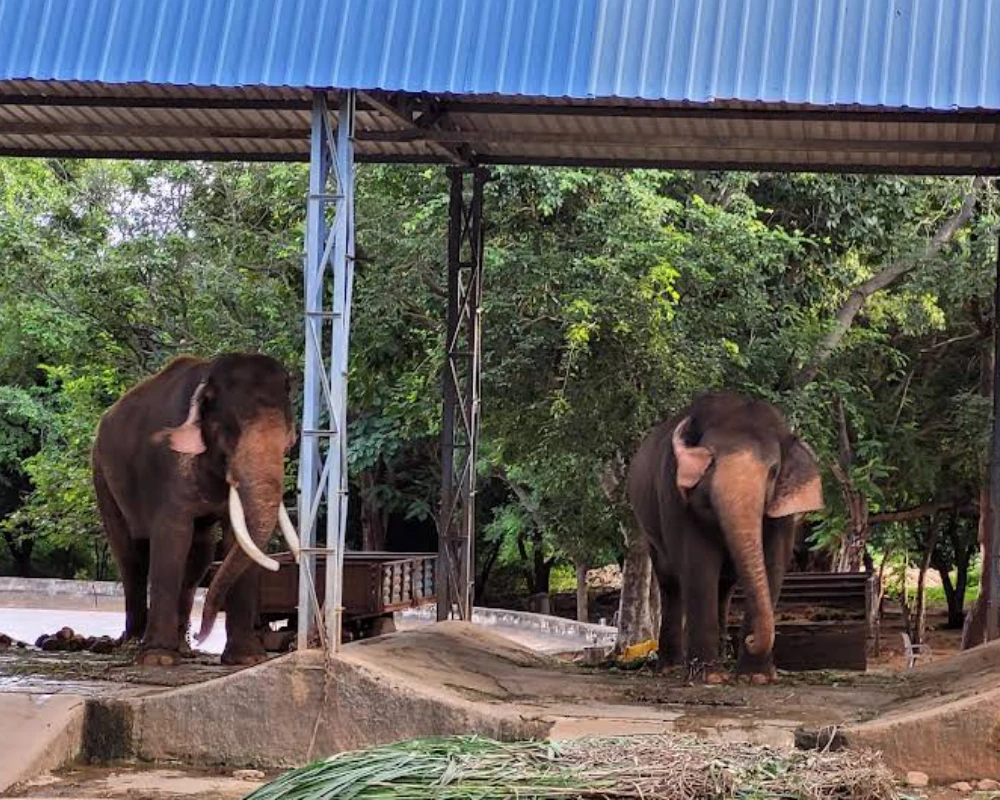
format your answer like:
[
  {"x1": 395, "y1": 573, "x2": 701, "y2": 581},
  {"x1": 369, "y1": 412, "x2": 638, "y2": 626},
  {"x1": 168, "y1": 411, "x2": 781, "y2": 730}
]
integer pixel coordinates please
[{"x1": 1, "y1": 156, "x2": 997, "y2": 597}]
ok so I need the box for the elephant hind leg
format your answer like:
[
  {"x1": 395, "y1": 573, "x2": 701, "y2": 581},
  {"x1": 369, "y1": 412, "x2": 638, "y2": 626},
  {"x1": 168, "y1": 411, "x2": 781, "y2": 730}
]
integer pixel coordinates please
[
  {"x1": 94, "y1": 466, "x2": 148, "y2": 642},
  {"x1": 657, "y1": 574, "x2": 683, "y2": 669}
]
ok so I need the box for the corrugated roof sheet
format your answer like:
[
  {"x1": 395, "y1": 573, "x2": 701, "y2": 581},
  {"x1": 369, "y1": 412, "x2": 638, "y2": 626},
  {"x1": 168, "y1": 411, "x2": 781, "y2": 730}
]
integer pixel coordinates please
[
  {"x1": 2, "y1": 0, "x2": 1000, "y2": 170},
  {"x1": 1, "y1": 0, "x2": 999, "y2": 111}
]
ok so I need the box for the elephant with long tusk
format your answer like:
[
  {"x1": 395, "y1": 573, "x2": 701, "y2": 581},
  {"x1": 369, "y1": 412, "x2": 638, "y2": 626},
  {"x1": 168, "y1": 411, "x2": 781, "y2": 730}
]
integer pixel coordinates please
[
  {"x1": 627, "y1": 392, "x2": 824, "y2": 685},
  {"x1": 92, "y1": 353, "x2": 299, "y2": 667}
]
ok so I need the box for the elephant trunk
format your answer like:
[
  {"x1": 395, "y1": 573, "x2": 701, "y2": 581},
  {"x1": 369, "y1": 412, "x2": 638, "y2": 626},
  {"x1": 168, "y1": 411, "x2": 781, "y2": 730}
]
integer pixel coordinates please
[
  {"x1": 196, "y1": 414, "x2": 288, "y2": 644},
  {"x1": 712, "y1": 453, "x2": 774, "y2": 657}
]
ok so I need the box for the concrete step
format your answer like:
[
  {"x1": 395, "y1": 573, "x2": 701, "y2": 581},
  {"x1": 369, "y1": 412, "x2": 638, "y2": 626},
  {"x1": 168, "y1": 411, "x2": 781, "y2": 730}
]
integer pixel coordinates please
[{"x1": 0, "y1": 693, "x2": 84, "y2": 792}]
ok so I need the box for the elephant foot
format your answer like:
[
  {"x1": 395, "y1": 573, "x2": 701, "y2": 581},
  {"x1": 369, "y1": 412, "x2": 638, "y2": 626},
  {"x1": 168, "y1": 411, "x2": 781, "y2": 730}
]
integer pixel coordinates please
[
  {"x1": 733, "y1": 670, "x2": 777, "y2": 685},
  {"x1": 221, "y1": 638, "x2": 267, "y2": 666},
  {"x1": 734, "y1": 653, "x2": 778, "y2": 684},
  {"x1": 178, "y1": 636, "x2": 197, "y2": 660},
  {"x1": 656, "y1": 651, "x2": 683, "y2": 673},
  {"x1": 136, "y1": 648, "x2": 181, "y2": 667},
  {"x1": 684, "y1": 658, "x2": 726, "y2": 684},
  {"x1": 116, "y1": 633, "x2": 141, "y2": 650}
]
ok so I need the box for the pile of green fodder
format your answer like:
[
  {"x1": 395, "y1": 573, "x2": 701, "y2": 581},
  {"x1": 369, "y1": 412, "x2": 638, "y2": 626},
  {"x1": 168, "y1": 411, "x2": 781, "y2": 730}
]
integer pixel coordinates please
[{"x1": 246, "y1": 734, "x2": 898, "y2": 800}]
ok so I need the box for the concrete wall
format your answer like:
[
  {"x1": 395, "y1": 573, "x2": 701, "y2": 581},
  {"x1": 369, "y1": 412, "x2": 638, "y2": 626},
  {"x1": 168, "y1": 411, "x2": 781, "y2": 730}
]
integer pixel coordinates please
[
  {"x1": 0, "y1": 577, "x2": 206, "y2": 601},
  {"x1": 400, "y1": 606, "x2": 618, "y2": 647}
]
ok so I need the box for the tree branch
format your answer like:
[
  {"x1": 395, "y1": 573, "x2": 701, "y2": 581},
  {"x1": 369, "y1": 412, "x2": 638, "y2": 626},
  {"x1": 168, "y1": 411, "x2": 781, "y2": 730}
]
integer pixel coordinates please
[
  {"x1": 795, "y1": 176, "x2": 986, "y2": 387},
  {"x1": 869, "y1": 501, "x2": 977, "y2": 524}
]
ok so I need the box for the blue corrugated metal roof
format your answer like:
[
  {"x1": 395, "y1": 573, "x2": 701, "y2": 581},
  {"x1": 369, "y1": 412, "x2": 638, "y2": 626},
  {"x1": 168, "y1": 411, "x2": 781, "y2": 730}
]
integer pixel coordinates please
[{"x1": 1, "y1": 0, "x2": 999, "y2": 111}]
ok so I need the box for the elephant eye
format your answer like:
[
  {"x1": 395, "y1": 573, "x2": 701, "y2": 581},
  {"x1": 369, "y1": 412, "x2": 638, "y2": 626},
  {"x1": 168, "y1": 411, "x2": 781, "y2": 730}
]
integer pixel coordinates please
[{"x1": 768, "y1": 464, "x2": 779, "y2": 481}]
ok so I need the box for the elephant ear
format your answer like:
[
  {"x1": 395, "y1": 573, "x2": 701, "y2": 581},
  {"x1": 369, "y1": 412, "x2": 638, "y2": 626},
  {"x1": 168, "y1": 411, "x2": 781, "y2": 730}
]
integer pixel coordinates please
[
  {"x1": 158, "y1": 380, "x2": 208, "y2": 455},
  {"x1": 672, "y1": 416, "x2": 713, "y2": 492},
  {"x1": 766, "y1": 438, "x2": 824, "y2": 518}
]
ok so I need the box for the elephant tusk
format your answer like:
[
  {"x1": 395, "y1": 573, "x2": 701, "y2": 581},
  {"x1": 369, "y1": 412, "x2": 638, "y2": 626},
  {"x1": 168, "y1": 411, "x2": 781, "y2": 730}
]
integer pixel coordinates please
[
  {"x1": 278, "y1": 503, "x2": 301, "y2": 563},
  {"x1": 228, "y1": 486, "x2": 280, "y2": 572}
]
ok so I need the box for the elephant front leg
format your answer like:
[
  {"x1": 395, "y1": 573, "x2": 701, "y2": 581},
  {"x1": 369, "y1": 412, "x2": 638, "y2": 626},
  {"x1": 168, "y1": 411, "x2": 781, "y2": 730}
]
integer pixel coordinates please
[
  {"x1": 222, "y1": 566, "x2": 267, "y2": 666},
  {"x1": 140, "y1": 520, "x2": 194, "y2": 666},
  {"x1": 681, "y1": 536, "x2": 726, "y2": 683},
  {"x1": 216, "y1": 521, "x2": 268, "y2": 666}
]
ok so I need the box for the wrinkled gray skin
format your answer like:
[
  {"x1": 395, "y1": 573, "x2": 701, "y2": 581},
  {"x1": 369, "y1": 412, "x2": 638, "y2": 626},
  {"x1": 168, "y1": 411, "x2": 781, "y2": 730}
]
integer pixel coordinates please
[{"x1": 627, "y1": 392, "x2": 824, "y2": 684}]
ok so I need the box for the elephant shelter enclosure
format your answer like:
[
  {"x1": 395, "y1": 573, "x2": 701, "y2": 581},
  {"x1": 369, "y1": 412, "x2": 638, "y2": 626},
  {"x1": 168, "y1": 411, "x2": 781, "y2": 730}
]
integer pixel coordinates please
[{"x1": 5, "y1": 0, "x2": 1000, "y2": 787}]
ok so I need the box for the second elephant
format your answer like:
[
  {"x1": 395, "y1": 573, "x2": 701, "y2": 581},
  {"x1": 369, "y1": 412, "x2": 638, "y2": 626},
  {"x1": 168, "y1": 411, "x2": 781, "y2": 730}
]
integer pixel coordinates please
[{"x1": 627, "y1": 392, "x2": 824, "y2": 683}]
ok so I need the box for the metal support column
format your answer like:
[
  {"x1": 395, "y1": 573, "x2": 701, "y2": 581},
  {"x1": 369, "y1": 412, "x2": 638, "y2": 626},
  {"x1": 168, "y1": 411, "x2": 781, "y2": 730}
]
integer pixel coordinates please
[
  {"x1": 438, "y1": 168, "x2": 487, "y2": 621},
  {"x1": 988, "y1": 217, "x2": 1000, "y2": 642},
  {"x1": 297, "y1": 91, "x2": 356, "y2": 652}
]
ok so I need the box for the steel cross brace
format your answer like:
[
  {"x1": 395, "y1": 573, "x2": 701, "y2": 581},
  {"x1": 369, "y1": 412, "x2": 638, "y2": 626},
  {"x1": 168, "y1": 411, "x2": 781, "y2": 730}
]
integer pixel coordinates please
[
  {"x1": 438, "y1": 167, "x2": 488, "y2": 621},
  {"x1": 296, "y1": 91, "x2": 356, "y2": 653}
]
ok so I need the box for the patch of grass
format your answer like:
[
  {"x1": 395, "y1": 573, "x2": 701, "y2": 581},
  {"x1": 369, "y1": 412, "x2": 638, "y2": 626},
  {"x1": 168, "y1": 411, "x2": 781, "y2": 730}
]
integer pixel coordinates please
[{"x1": 246, "y1": 735, "x2": 899, "y2": 800}]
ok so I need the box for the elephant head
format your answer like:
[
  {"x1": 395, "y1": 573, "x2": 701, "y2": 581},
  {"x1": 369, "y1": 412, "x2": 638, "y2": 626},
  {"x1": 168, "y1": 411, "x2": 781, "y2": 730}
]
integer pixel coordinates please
[
  {"x1": 671, "y1": 394, "x2": 823, "y2": 657},
  {"x1": 160, "y1": 353, "x2": 299, "y2": 643}
]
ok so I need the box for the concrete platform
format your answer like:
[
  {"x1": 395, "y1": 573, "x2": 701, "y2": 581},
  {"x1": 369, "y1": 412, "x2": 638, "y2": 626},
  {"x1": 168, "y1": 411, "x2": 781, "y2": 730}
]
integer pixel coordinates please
[
  {"x1": 85, "y1": 621, "x2": 901, "y2": 768},
  {"x1": 845, "y1": 638, "x2": 1000, "y2": 782}
]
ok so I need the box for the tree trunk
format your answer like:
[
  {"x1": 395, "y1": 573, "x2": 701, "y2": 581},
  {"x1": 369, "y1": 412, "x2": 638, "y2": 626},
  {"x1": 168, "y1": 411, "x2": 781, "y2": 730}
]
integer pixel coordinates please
[
  {"x1": 615, "y1": 527, "x2": 656, "y2": 652},
  {"x1": 475, "y1": 537, "x2": 503, "y2": 605},
  {"x1": 963, "y1": 340, "x2": 995, "y2": 649},
  {"x1": 831, "y1": 398, "x2": 868, "y2": 572},
  {"x1": 935, "y1": 547, "x2": 960, "y2": 631},
  {"x1": 934, "y1": 519, "x2": 973, "y2": 630},
  {"x1": 899, "y1": 578, "x2": 914, "y2": 641},
  {"x1": 873, "y1": 550, "x2": 891, "y2": 657},
  {"x1": 575, "y1": 560, "x2": 589, "y2": 623},
  {"x1": 530, "y1": 530, "x2": 554, "y2": 596},
  {"x1": 3, "y1": 528, "x2": 33, "y2": 578},
  {"x1": 648, "y1": 565, "x2": 661, "y2": 635},
  {"x1": 953, "y1": 543, "x2": 975, "y2": 630},
  {"x1": 963, "y1": 483, "x2": 991, "y2": 649},
  {"x1": 360, "y1": 465, "x2": 388, "y2": 552},
  {"x1": 914, "y1": 516, "x2": 943, "y2": 646}
]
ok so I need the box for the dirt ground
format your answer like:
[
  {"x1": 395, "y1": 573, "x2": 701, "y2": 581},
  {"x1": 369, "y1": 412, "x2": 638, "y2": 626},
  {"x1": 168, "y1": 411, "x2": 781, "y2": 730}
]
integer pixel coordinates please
[
  {"x1": 6, "y1": 765, "x2": 268, "y2": 799},
  {"x1": 867, "y1": 610, "x2": 964, "y2": 672}
]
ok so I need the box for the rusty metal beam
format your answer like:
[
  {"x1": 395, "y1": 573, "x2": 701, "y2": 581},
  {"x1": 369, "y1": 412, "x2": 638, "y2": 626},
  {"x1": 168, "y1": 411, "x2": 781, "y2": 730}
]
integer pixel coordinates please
[
  {"x1": 358, "y1": 91, "x2": 468, "y2": 165},
  {"x1": 357, "y1": 127, "x2": 999, "y2": 154},
  {"x1": 438, "y1": 167, "x2": 487, "y2": 622}
]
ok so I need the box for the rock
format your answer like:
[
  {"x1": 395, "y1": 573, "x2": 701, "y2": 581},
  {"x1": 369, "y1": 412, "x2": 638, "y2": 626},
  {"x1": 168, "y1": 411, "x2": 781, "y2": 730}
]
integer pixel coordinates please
[
  {"x1": 0, "y1": 633, "x2": 12, "y2": 648},
  {"x1": 56, "y1": 627, "x2": 75, "y2": 641},
  {"x1": 233, "y1": 769, "x2": 266, "y2": 781},
  {"x1": 950, "y1": 782, "x2": 973, "y2": 792},
  {"x1": 977, "y1": 779, "x2": 999, "y2": 791},
  {"x1": 39, "y1": 636, "x2": 61, "y2": 652},
  {"x1": 34, "y1": 634, "x2": 49, "y2": 648},
  {"x1": 89, "y1": 636, "x2": 115, "y2": 655},
  {"x1": 905, "y1": 771, "x2": 929, "y2": 788}
]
